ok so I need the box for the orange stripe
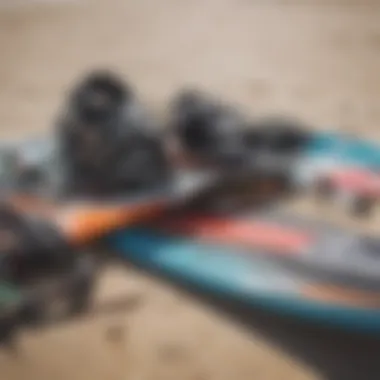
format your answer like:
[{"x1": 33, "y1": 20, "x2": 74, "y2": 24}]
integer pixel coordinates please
[
  {"x1": 60, "y1": 202, "x2": 164, "y2": 245},
  {"x1": 302, "y1": 284, "x2": 380, "y2": 308},
  {"x1": 162, "y1": 215, "x2": 313, "y2": 255},
  {"x1": 9, "y1": 194, "x2": 164, "y2": 245}
]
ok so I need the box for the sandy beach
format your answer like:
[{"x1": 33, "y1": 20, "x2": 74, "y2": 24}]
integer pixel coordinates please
[{"x1": 0, "y1": 1, "x2": 379, "y2": 379}]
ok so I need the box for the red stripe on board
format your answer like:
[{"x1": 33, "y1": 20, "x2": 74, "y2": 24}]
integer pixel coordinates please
[{"x1": 162, "y1": 215, "x2": 314, "y2": 255}]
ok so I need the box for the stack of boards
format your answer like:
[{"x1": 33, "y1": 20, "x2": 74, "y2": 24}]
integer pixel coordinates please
[
  {"x1": 1, "y1": 130, "x2": 380, "y2": 332},
  {"x1": 109, "y1": 131, "x2": 380, "y2": 334}
]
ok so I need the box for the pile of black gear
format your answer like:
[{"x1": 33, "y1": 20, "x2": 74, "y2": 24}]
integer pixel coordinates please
[
  {"x1": 0, "y1": 74, "x2": 311, "y2": 198},
  {"x1": 57, "y1": 71, "x2": 170, "y2": 197},
  {"x1": 171, "y1": 89, "x2": 311, "y2": 175}
]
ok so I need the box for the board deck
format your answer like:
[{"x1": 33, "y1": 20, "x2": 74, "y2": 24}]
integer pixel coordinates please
[
  {"x1": 150, "y1": 210, "x2": 380, "y2": 290},
  {"x1": 110, "y1": 227, "x2": 380, "y2": 333}
]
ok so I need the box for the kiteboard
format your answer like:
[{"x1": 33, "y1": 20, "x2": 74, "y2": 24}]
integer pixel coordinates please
[{"x1": 110, "y1": 225, "x2": 380, "y2": 334}]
